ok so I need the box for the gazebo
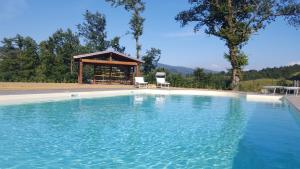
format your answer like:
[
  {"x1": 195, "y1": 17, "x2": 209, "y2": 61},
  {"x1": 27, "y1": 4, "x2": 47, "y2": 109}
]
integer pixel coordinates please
[{"x1": 73, "y1": 51, "x2": 143, "y2": 84}]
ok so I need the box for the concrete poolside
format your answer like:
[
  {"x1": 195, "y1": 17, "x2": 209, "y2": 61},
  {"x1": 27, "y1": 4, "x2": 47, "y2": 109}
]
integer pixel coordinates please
[{"x1": 286, "y1": 96, "x2": 300, "y2": 112}]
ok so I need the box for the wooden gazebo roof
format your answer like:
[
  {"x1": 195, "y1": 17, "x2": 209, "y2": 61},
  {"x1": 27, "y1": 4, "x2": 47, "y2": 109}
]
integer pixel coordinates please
[{"x1": 73, "y1": 51, "x2": 143, "y2": 66}]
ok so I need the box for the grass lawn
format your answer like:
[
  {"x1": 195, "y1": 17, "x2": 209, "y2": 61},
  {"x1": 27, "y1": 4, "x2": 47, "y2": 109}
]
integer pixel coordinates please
[{"x1": 239, "y1": 78, "x2": 292, "y2": 92}]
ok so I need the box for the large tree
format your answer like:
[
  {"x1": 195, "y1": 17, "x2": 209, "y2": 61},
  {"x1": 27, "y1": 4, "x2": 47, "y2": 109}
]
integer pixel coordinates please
[
  {"x1": 176, "y1": 0, "x2": 300, "y2": 90},
  {"x1": 106, "y1": 0, "x2": 145, "y2": 59}
]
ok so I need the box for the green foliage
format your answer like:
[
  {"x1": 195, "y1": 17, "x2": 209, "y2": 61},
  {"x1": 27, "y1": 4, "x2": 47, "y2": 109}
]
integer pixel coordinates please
[
  {"x1": 193, "y1": 68, "x2": 205, "y2": 81},
  {"x1": 239, "y1": 78, "x2": 292, "y2": 92},
  {"x1": 144, "y1": 67, "x2": 231, "y2": 90},
  {"x1": 243, "y1": 64, "x2": 300, "y2": 80},
  {"x1": 18, "y1": 36, "x2": 39, "y2": 81},
  {"x1": 176, "y1": 0, "x2": 300, "y2": 89},
  {"x1": 144, "y1": 68, "x2": 166, "y2": 84},
  {"x1": 224, "y1": 51, "x2": 248, "y2": 69},
  {"x1": 290, "y1": 71, "x2": 300, "y2": 80},
  {"x1": 237, "y1": 64, "x2": 300, "y2": 91},
  {"x1": 110, "y1": 36, "x2": 125, "y2": 53},
  {"x1": 176, "y1": 0, "x2": 300, "y2": 46},
  {"x1": 130, "y1": 8, "x2": 145, "y2": 42},
  {"x1": 105, "y1": 0, "x2": 145, "y2": 11},
  {"x1": 142, "y1": 48, "x2": 161, "y2": 74}
]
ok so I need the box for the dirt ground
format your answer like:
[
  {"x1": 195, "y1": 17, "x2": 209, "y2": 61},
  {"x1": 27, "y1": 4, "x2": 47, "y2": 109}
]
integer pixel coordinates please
[{"x1": 0, "y1": 82, "x2": 138, "y2": 90}]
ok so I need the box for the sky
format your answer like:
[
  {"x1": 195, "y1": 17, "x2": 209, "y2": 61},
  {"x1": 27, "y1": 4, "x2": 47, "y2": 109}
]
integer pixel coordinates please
[{"x1": 0, "y1": 0, "x2": 300, "y2": 71}]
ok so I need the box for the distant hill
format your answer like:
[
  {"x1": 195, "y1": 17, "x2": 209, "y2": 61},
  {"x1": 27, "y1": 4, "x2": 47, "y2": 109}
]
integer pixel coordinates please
[
  {"x1": 243, "y1": 64, "x2": 300, "y2": 80},
  {"x1": 157, "y1": 63, "x2": 215, "y2": 75}
]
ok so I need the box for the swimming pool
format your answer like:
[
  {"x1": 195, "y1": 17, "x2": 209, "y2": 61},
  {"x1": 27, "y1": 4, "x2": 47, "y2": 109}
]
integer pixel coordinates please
[{"x1": 0, "y1": 95, "x2": 300, "y2": 168}]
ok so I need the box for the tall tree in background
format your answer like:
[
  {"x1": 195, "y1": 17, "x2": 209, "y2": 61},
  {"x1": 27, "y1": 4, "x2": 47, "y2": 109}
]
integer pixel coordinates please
[
  {"x1": 0, "y1": 37, "x2": 21, "y2": 81},
  {"x1": 193, "y1": 68, "x2": 206, "y2": 82},
  {"x1": 36, "y1": 41, "x2": 55, "y2": 82},
  {"x1": 142, "y1": 48, "x2": 161, "y2": 74},
  {"x1": 106, "y1": 0, "x2": 145, "y2": 59},
  {"x1": 17, "y1": 36, "x2": 39, "y2": 82},
  {"x1": 176, "y1": 0, "x2": 300, "y2": 90},
  {"x1": 77, "y1": 10, "x2": 110, "y2": 52}
]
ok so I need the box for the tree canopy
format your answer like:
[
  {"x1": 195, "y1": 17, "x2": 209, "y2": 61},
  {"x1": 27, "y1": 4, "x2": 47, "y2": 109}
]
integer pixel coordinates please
[{"x1": 110, "y1": 36, "x2": 126, "y2": 53}]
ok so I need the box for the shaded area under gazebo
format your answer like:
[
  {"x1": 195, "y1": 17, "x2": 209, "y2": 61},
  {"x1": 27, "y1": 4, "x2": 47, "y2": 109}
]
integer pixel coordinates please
[{"x1": 73, "y1": 51, "x2": 143, "y2": 84}]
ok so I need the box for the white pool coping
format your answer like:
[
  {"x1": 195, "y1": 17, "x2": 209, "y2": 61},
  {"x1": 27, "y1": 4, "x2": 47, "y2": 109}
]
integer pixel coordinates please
[
  {"x1": 0, "y1": 89, "x2": 284, "y2": 106},
  {"x1": 246, "y1": 94, "x2": 283, "y2": 103}
]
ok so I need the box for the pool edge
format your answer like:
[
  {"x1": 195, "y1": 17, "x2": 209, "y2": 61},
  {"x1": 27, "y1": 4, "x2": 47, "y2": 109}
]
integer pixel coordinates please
[{"x1": 0, "y1": 89, "x2": 285, "y2": 106}]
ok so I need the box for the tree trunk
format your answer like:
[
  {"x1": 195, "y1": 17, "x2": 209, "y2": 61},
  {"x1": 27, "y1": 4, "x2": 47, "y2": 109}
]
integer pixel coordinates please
[
  {"x1": 70, "y1": 58, "x2": 73, "y2": 74},
  {"x1": 225, "y1": 0, "x2": 240, "y2": 90},
  {"x1": 136, "y1": 37, "x2": 140, "y2": 59},
  {"x1": 229, "y1": 45, "x2": 240, "y2": 90}
]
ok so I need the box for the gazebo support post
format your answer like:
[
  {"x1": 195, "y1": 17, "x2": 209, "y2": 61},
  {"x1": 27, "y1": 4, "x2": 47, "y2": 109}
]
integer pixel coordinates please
[
  {"x1": 78, "y1": 59, "x2": 83, "y2": 84},
  {"x1": 93, "y1": 65, "x2": 96, "y2": 84},
  {"x1": 109, "y1": 66, "x2": 112, "y2": 84}
]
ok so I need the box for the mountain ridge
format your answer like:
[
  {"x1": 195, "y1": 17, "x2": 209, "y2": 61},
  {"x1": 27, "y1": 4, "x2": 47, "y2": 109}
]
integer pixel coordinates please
[{"x1": 157, "y1": 63, "x2": 215, "y2": 75}]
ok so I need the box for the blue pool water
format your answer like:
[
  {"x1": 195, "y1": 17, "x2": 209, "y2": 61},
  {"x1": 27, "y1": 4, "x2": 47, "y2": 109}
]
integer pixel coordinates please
[{"x1": 0, "y1": 95, "x2": 300, "y2": 168}]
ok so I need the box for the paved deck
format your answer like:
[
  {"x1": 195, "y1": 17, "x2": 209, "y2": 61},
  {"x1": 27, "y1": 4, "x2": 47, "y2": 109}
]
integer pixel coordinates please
[{"x1": 286, "y1": 96, "x2": 300, "y2": 111}]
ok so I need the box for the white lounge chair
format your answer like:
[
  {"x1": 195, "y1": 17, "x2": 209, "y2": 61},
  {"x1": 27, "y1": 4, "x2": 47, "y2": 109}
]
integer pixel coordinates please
[
  {"x1": 284, "y1": 86, "x2": 299, "y2": 95},
  {"x1": 262, "y1": 86, "x2": 284, "y2": 94},
  {"x1": 156, "y1": 77, "x2": 170, "y2": 88},
  {"x1": 284, "y1": 80, "x2": 299, "y2": 95},
  {"x1": 135, "y1": 77, "x2": 148, "y2": 88}
]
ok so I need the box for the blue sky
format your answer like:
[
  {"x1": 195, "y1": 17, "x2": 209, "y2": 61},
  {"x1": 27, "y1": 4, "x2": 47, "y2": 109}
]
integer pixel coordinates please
[{"x1": 0, "y1": 0, "x2": 300, "y2": 71}]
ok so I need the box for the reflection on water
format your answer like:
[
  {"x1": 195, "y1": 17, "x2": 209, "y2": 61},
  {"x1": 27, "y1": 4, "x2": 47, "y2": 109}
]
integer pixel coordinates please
[
  {"x1": 219, "y1": 98, "x2": 249, "y2": 167},
  {"x1": 133, "y1": 95, "x2": 145, "y2": 105},
  {"x1": 192, "y1": 96, "x2": 212, "y2": 109},
  {"x1": 155, "y1": 95, "x2": 166, "y2": 106}
]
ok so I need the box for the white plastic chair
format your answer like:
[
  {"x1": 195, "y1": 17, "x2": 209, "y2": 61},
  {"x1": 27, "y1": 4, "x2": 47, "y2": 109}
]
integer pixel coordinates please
[
  {"x1": 156, "y1": 77, "x2": 170, "y2": 88},
  {"x1": 134, "y1": 77, "x2": 148, "y2": 88}
]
